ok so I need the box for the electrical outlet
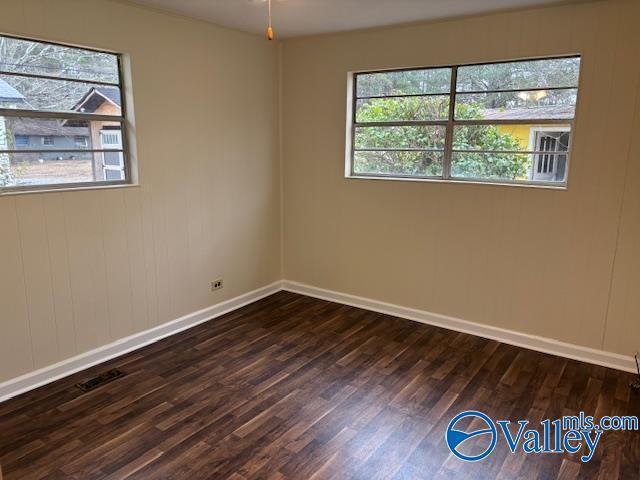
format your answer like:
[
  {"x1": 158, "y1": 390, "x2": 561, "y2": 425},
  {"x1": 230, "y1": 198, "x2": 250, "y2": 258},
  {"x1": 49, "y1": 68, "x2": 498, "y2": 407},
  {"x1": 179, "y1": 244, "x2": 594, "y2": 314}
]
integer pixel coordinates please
[{"x1": 211, "y1": 278, "x2": 223, "y2": 291}]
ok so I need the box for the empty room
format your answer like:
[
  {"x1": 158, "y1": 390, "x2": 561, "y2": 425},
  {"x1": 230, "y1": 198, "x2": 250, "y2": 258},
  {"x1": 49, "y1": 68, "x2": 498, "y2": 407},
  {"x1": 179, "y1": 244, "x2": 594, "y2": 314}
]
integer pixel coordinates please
[{"x1": 0, "y1": 0, "x2": 639, "y2": 478}]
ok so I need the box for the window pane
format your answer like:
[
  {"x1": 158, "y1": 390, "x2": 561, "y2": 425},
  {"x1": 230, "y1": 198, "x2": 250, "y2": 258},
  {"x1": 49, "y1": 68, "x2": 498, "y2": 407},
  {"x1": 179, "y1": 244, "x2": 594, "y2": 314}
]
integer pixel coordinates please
[
  {"x1": 451, "y1": 152, "x2": 567, "y2": 184},
  {"x1": 451, "y1": 152, "x2": 533, "y2": 182},
  {"x1": 0, "y1": 116, "x2": 124, "y2": 151},
  {"x1": 453, "y1": 124, "x2": 572, "y2": 152},
  {"x1": 105, "y1": 169, "x2": 125, "y2": 181},
  {"x1": 456, "y1": 57, "x2": 581, "y2": 92},
  {"x1": 1, "y1": 151, "x2": 95, "y2": 187},
  {"x1": 0, "y1": 35, "x2": 119, "y2": 83},
  {"x1": 357, "y1": 68, "x2": 451, "y2": 97},
  {"x1": 103, "y1": 151, "x2": 123, "y2": 167},
  {"x1": 455, "y1": 89, "x2": 577, "y2": 120},
  {"x1": 0, "y1": 149, "x2": 128, "y2": 187},
  {"x1": 354, "y1": 151, "x2": 443, "y2": 177},
  {"x1": 356, "y1": 96, "x2": 449, "y2": 122},
  {"x1": 0, "y1": 74, "x2": 121, "y2": 115},
  {"x1": 354, "y1": 125, "x2": 446, "y2": 150}
]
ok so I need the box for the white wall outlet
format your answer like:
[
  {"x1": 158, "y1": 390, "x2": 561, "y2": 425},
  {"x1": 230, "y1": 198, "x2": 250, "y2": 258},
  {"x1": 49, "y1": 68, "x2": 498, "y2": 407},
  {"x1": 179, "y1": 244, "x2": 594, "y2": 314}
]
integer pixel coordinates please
[{"x1": 211, "y1": 278, "x2": 224, "y2": 291}]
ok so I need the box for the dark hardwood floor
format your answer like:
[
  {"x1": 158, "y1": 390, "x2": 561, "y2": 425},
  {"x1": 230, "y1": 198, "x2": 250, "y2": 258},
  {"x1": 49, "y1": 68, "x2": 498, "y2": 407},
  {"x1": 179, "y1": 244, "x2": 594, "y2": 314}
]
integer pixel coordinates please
[{"x1": 0, "y1": 291, "x2": 639, "y2": 479}]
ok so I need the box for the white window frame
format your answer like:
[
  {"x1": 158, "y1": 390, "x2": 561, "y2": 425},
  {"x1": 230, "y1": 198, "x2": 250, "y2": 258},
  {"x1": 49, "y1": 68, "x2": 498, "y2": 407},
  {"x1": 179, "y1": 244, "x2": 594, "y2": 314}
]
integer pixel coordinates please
[
  {"x1": 527, "y1": 126, "x2": 572, "y2": 182},
  {"x1": 0, "y1": 33, "x2": 136, "y2": 195},
  {"x1": 346, "y1": 55, "x2": 581, "y2": 188},
  {"x1": 100, "y1": 129, "x2": 125, "y2": 180},
  {"x1": 74, "y1": 136, "x2": 89, "y2": 148}
]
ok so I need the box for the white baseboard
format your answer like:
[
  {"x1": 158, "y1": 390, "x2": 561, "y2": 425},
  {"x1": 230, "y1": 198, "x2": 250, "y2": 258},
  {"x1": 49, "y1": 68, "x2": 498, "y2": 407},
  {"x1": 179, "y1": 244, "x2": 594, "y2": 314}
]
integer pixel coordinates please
[
  {"x1": 0, "y1": 281, "x2": 283, "y2": 403},
  {"x1": 281, "y1": 280, "x2": 637, "y2": 374},
  {"x1": 1, "y1": 278, "x2": 634, "y2": 403}
]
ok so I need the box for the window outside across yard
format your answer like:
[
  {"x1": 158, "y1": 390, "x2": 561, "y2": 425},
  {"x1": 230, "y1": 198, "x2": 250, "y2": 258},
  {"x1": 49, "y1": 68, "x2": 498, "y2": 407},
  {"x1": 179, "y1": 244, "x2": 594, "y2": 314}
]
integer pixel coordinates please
[
  {"x1": 0, "y1": 34, "x2": 130, "y2": 192},
  {"x1": 348, "y1": 56, "x2": 581, "y2": 186}
]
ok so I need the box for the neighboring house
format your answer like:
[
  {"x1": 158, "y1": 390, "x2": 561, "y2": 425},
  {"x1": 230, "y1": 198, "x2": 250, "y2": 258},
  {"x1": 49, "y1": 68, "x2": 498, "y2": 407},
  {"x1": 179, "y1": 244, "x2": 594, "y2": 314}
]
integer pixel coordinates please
[
  {"x1": 486, "y1": 105, "x2": 573, "y2": 183},
  {"x1": 6, "y1": 117, "x2": 91, "y2": 162},
  {"x1": 70, "y1": 87, "x2": 124, "y2": 181},
  {"x1": 1, "y1": 80, "x2": 123, "y2": 183},
  {"x1": 1, "y1": 78, "x2": 91, "y2": 162}
]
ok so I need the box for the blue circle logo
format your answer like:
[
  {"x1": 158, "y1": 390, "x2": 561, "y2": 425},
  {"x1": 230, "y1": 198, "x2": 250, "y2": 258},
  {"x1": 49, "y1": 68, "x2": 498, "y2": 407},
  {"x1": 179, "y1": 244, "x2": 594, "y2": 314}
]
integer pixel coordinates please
[{"x1": 446, "y1": 411, "x2": 497, "y2": 462}]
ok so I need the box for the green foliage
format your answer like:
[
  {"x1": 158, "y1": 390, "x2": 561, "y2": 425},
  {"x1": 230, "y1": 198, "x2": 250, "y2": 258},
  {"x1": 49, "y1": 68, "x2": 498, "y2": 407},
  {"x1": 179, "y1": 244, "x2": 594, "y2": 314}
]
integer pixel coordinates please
[
  {"x1": 456, "y1": 57, "x2": 580, "y2": 93},
  {"x1": 357, "y1": 69, "x2": 451, "y2": 97},
  {"x1": 355, "y1": 97, "x2": 529, "y2": 180}
]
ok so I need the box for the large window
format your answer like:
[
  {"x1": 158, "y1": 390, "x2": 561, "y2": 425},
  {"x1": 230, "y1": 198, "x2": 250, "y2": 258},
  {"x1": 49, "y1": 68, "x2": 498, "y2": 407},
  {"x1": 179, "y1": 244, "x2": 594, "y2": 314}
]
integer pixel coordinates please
[
  {"x1": 0, "y1": 34, "x2": 131, "y2": 192},
  {"x1": 347, "y1": 56, "x2": 581, "y2": 186}
]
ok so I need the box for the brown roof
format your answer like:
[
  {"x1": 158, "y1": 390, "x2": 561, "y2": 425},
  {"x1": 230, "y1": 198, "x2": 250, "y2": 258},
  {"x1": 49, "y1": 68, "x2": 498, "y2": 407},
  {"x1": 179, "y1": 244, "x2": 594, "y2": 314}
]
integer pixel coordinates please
[
  {"x1": 73, "y1": 87, "x2": 121, "y2": 113},
  {"x1": 482, "y1": 105, "x2": 574, "y2": 120},
  {"x1": 8, "y1": 118, "x2": 90, "y2": 137}
]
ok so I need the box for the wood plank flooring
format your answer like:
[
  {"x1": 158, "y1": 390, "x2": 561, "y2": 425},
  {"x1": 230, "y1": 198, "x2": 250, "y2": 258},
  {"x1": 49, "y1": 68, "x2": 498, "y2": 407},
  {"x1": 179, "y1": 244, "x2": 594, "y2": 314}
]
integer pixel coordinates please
[{"x1": 0, "y1": 291, "x2": 639, "y2": 479}]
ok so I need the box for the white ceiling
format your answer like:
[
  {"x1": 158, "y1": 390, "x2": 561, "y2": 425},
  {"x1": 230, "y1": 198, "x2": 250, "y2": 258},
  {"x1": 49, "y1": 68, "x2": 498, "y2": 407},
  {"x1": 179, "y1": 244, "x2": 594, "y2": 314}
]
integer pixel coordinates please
[{"x1": 127, "y1": 0, "x2": 584, "y2": 38}]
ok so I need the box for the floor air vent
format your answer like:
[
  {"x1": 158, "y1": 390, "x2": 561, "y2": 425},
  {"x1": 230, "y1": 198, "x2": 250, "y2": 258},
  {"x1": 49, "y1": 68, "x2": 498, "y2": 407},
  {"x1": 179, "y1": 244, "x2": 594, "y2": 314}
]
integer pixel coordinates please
[{"x1": 75, "y1": 369, "x2": 126, "y2": 392}]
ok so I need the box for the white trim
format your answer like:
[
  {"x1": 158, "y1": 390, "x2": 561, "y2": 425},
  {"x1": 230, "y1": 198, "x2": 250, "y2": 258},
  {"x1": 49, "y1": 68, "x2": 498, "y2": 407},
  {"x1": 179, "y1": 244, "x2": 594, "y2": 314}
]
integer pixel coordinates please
[
  {"x1": 2, "y1": 279, "x2": 634, "y2": 403},
  {"x1": 528, "y1": 125, "x2": 572, "y2": 181},
  {"x1": 281, "y1": 280, "x2": 637, "y2": 374},
  {"x1": 0, "y1": 281, "x2": 282, "y2": 403}
]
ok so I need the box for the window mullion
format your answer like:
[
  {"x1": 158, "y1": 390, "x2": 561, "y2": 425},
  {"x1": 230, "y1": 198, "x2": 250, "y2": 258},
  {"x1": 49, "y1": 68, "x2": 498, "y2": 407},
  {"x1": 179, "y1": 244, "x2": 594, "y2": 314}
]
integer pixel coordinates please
[{"x1": 443, "y1": 66, "x2": 458, "y2": 180}]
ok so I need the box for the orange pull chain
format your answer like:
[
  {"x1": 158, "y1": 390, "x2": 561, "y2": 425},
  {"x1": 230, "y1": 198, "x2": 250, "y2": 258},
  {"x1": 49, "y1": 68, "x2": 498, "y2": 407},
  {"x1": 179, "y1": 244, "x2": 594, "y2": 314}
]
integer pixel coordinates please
[{"x1": 267, "y1": 0, "x2": 274, "y2": 40}]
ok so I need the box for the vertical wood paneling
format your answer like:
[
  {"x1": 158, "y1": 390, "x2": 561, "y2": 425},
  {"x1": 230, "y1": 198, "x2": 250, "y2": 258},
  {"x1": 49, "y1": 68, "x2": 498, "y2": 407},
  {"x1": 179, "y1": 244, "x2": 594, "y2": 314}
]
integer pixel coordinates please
[
  {"x1": 42, "y1": 194, "x2": 77, "y2": 359},
  {"x1": 100, "y1": 189, "x2": 134, "y2": 340},
  {"x1": 571, "y1": 3, "x2": 627, "y2": 348},
  {"x1": 603, "y1": 0, "x2": 640, "y2": 354},
  {"x1": 122, "y1": 188, "x2": 151, "y2": 333},
  {"x1": 63, "y1": 192, "x2": 110, "y2": 352},
  {"x1": 14, "y1": 196, "x2": 59, "y2": 368},
  {"x1": 2, "y1": 0, "x2": 638, "y2": 389},
  {"x1": 140, "y1": 187, "x2": 160, "y2": 328},
  {"x1": 148, "y1": 181, "x2": 173, "y2": 325},
  {"x1": 282, "y1": 0, "x2": 640, "y2": 356},
  {"x1": 0, "y1": 199, "x2": 33, "y2": 379},
  {"x1": 0, "y1": 0, "x2": 281, "y2": 385}
]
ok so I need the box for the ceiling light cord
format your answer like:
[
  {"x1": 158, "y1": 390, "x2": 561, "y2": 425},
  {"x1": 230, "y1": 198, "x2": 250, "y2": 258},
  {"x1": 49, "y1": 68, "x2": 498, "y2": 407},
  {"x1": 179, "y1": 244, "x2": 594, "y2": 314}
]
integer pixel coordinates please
[{"x1": 267, "y1": 0, "x2": 274, "y2": 40}]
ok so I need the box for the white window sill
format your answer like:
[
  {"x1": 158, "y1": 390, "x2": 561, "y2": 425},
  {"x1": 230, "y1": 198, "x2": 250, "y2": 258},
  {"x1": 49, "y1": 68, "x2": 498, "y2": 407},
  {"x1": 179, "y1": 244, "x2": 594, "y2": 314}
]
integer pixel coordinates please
[
  {"x1": 0, "y1": 182, "x2": 140, "y2": 196},
  {"x1": 345, "y1": 174, "x2": 568, "y2": 190}
]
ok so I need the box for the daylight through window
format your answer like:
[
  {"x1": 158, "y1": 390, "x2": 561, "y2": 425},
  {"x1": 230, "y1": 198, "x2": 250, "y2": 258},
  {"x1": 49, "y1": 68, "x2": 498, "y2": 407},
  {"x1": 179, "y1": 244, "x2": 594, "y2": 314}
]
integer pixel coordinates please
[
  {"x1": 0, "y1": 34, "x2": 129, "y2": 192},
  {"x1": 349, "y1": 56, "x2": 581, "y2": 186}
]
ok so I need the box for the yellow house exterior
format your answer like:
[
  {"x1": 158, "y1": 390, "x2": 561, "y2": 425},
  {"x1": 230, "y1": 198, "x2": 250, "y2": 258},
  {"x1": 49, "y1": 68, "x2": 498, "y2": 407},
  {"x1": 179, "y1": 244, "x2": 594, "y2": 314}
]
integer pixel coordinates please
[
  {"x1": 497, "y1": 124, "x2": 534, "y2": 149},
  {"x1": 496, "y1": 123, "x2": 571, "y2": 150},
  {"x1": 490, "y1": 115, "x2": 572, "y2": 182}
]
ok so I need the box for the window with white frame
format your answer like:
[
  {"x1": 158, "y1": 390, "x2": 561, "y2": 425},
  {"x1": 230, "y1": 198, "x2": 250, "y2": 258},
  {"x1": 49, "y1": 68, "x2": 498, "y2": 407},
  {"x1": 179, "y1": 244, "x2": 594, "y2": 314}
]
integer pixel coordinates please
[
  {"x1": 347, "y1": 56, "x2": 581, "y2": 186},
  {"x1": 0, "y1": 34, "x2": 131, "y2": 192}
]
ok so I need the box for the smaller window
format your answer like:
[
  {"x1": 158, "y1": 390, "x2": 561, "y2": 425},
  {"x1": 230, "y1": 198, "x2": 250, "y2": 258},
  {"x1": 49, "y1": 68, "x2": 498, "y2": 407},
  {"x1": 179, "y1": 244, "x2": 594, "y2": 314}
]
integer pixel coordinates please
[
  {"x1": 0, "y1": 33, "x2": 133, "y2": 193},
  {"x1": 14, "y1": 135, "x2": 29, "y2": 146}
]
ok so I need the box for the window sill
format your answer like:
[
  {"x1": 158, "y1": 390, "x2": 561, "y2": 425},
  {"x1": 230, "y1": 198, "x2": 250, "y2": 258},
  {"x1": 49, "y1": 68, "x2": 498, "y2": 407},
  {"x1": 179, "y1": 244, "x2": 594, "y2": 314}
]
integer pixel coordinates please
[
  {"x1": 0, "y1": 182, "x2": 140, "y2": 196},
  {"x1": 345, "y1": 174, "x2": 568, "y2": 190}
]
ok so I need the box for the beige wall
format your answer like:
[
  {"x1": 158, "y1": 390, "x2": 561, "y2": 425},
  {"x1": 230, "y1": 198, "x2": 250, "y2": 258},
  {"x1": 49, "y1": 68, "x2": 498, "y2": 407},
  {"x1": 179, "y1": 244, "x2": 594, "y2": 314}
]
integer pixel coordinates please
[
  {"x1": 2, "y1": 0, "x2": 640, "y2": 387},
  {"x1": 282, "y1": 0, "x2": 640, "y2": 356},
  {"x1": 0, "y1": 0, "x2": 281, "y2": 383}
]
